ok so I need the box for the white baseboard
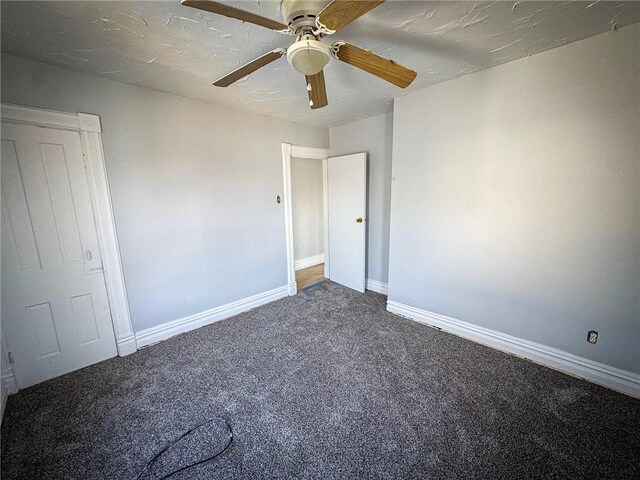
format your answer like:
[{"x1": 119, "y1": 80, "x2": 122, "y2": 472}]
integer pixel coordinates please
[
  {"x1": 135, "y1": 285, "x2": 289, "y2": 348},
  {"x1": 115, "y1": 334, "x2": 137, "y2": 356},
  {"x1": 366, "y1": 279, "x2": 388, "y2": 295},
  {"x1": 288, "y1": 282, "x2": 297, "y2": 296},
  {"x1": 387, "y1": 301, "x2": 640, "y2": 398},
  {"x1": 295, "y1": 254, "x2": 324, "y2": 271},
  {"x1": 1, "y1": 368, "x2": 18, "y2": 395}
]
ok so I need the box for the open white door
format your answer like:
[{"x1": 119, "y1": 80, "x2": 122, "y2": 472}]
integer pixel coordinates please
[{"x1": 327, "y1": 153, "x2": 367, "y2": 292}]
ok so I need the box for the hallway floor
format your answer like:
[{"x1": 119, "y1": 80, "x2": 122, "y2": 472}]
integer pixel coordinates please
[{"x1": 295, "y1": 263, "x2": 325, "y2": 291}]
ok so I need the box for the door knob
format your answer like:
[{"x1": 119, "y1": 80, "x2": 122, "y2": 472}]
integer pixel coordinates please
[{"x1": 356, "y1": 217, "x2": 363, "y2": 223}]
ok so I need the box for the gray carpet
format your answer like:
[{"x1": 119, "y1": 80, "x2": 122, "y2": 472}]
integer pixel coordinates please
[{"x1": 1, "y1": 281, "x2": 639, "y2": 479}]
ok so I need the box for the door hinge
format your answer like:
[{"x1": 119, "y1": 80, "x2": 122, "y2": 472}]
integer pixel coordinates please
[{"x1": 8, "y1": 351, "x2": 14, "y2": 364}]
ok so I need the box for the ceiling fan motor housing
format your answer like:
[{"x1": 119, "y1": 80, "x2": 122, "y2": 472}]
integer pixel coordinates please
[{"x1": 281, "y1": 0, "x2": 326, "y2": 32}]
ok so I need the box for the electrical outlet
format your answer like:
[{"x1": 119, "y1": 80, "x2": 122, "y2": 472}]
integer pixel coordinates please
[{"x1": 587, "y1": 331, "x2": 598, "y2": 344}]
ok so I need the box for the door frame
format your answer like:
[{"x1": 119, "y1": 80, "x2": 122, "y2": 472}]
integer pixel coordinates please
[
  {"x1": 281, "y1": 143, "x2": 331, "y2": 295},
  {"x1": 1, "y1": 103, "x2": 136, "y2": 393}
]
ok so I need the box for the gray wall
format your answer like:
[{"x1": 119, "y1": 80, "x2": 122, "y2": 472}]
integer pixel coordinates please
[
  {"x1": 291, "y1": 157, "x2": 324, "y2": 262},
  {"x1": 388, "y1": 25, "x2": 640, "y2": 373},
  {"x1": 330, "y1": 112, "x2": 393, "y2": 284},
  {"x1": 1, "y1": 53, "x2": 329, "y2": 332}
]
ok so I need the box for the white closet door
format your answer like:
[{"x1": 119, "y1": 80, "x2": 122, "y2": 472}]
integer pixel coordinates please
[{"x1": 1, "y1": 122, "x2": 117, "y2": 388}]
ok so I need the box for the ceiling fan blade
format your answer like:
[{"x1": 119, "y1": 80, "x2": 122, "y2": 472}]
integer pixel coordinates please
[
  {"x1": 181, "y1": 0, "x2": 288, "y2": 32},
  {"x1": 332, "y1": 42, "x2": 417, "y2": 88},
  {"x1": 305, "y1": 71, "x2": 328, "y2": 110},
  {"x1": 213, "y1": 49, "x2": 286, "y2": 87},
  {"x1": 316, "y1": 0, "x2": 385, "y2": 32}
]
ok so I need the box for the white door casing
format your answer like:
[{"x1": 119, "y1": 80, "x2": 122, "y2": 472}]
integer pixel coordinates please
[
  {"x1": 327, "y1": 153, "x2": 367, "y2": 293},
  {"x1": 1, "y1": 104, "x2": 135, "y2": 392}
]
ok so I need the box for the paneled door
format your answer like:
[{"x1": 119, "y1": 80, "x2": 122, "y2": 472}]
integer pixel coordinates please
[
  {"x1": 327, "y1": 153, "x2": 367, "y2": 292},
  {"x1": 1, "y1": 122, "x2": 117, "y2": 388}
]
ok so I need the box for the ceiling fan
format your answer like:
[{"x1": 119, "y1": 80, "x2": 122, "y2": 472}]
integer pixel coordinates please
[{"x1": 181, "y1": 0, "x2": 417, "y2": 109}]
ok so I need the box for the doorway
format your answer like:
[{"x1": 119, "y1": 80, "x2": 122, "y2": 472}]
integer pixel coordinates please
[
  {"x1": 291, "y1": 155, "x2": 326, "y2": 291},
  {"x1": 281, "y1": 144, "x2": 367, "y2": 294}
]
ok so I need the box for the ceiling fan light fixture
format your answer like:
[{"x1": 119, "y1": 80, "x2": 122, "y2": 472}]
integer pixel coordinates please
[{"x1": 287, "y1": 38, "x2": 330, "y2": 76}]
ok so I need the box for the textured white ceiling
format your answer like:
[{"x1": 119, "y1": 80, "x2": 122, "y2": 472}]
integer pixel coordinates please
[{"x1": 2, "y1": 1, "x2": 639, "y2": 127}]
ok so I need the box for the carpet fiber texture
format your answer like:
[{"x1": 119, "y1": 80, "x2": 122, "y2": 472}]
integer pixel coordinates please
[{"x1": 2, "y1": 282, "x2": 639, "y2": 479}]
